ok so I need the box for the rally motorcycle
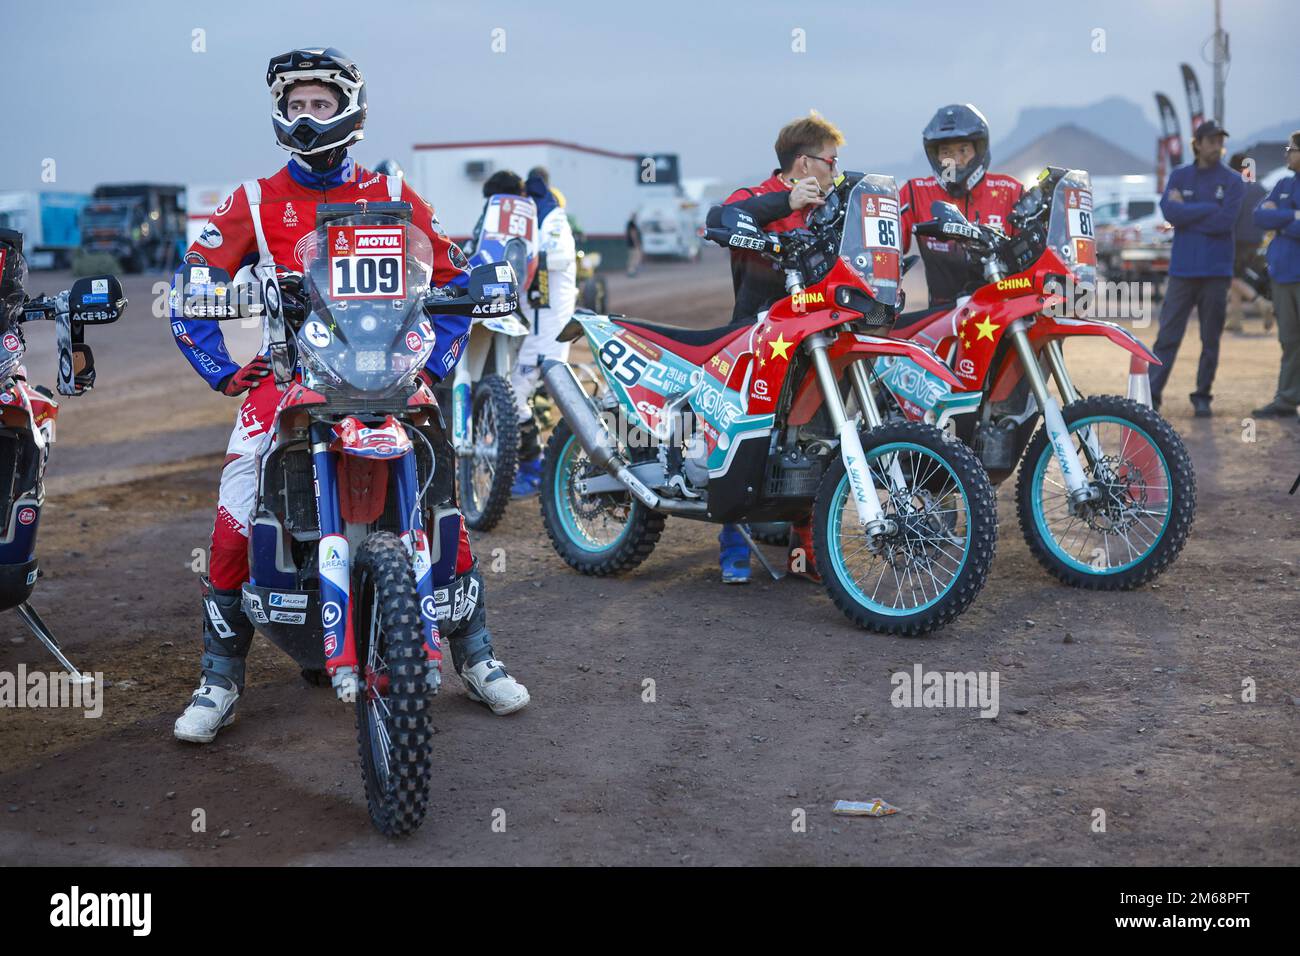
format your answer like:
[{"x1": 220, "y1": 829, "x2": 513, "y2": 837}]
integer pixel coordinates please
[
  {"x1": 0, "y1": 237, "x2": 123, "y2": 679},
  {"x1": 180, "y1": 203, "x2": 516, "y2": 837},
  {"x1": 538, "y1": 173, "x2": 998, "y2": 635},
  {"x1": 448, "y1": 193, "x2": 538, "y2": 530},
  {"x1": 881, "y1": 167, "x2": 1194, "y2": 588}
]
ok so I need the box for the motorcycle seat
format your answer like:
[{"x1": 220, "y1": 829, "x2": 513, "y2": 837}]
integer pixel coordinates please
[
  {"x1": 610, "y1": 317, "x2": 753, "y2": 366},
  {"x1": 892, "y1": 304, "x2": 953, "y2": 334}
]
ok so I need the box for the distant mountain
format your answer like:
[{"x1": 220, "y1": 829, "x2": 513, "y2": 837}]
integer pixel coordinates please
[
  {"x1": 1001, "y1": 124, "x2": 1153, "y2": 178},
  {"x1": 997, "y1": 96, "x2": 1158, "y2": 162},
  {"x1": 879, "y1": 96, "x2": 1160, "y2": 183},
  {"x1": 1237, "y1": 119, "x2": 1300, "y2": 145}
]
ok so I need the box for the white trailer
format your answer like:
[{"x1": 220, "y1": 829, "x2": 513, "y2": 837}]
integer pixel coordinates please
[{"x1": 408, "y1": 139, "x2": 676, "y2": 242}]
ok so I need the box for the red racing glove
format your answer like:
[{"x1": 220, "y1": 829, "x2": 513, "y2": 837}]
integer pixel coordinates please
[{"x1": 219, "y1": 355, "x2": 272, "y2": 396}]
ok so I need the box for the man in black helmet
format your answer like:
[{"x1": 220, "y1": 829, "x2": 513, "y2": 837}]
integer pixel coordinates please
[
  {"x1": 170, "y1": 47, "x2": 530, "y2": 744},
  {"x1": 900, "y1": 104, "x2": 1024, "y2": 307}
]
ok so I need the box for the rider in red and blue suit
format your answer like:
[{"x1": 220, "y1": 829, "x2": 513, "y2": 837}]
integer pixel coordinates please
[{"x1": 172, "y1": 48, "x2": 529, "y2": 745}]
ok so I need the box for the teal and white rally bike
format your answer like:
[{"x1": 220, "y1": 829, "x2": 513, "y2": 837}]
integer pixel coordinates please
[{"x1": 537, "y1": 173, "x2": 998, "y2": 635}]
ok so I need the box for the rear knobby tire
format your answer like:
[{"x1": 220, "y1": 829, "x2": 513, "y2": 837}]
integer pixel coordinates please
[{"x1": 540, "y1": 420, "x2": 665, "y2": 575}]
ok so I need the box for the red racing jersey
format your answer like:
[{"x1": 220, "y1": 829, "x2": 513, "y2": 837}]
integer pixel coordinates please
[
  {"x1": 721, "y1": 172, "x2": 810, "y2": 323},
  {"x1": 900, "y1": 173, "x2": 1023, "y2": 305},
  {"x1": 172, "y1": 159, "x2": 470, "y2": 389}
]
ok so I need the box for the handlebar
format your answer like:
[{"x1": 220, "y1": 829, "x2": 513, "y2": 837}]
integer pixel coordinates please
[
  {"x1": 179, "y1": 265, "x2": 516, "y2": 322},
  {"x1": 21, "y1": 291, "x2": 69, "y2": 322}
]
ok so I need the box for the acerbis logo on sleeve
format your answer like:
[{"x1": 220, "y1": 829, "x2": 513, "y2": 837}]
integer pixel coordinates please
[{"x1": 49, "y1": 886, "x2": 151, "y2": 936}]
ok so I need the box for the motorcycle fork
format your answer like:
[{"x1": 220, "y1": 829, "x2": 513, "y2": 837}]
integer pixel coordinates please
[
  {"x1": 310, "y1": 425, "x2": 359, "y2": 692},
  {"x1": 451, "y1": 328, "x2": 497, "y2": 456},
  {"x1": 806, "y1": 333, "x2": 890, "y2": 532},
  {"x1": 849, "y1": 358, "x2": 910, "y2": 497},
  {"x1": 394, "y1": 449, "x2": 441, "y2": 671},
  {"x1": 1007, "y1": 325, "x2": 1096, "y2": 506},
  {"x1": 1045, "y1": 339, "x2": 1104, "y2": 471}
]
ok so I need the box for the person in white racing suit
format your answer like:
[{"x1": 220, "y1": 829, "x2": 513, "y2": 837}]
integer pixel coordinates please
[{"x1": 510, "y1": 167, "x2": 577, "y2": 496}]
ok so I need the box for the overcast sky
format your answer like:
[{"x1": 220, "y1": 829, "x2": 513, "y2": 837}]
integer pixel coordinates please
[{"x1": 3, "y1": 0, "x2": 1293, "y2": 197}]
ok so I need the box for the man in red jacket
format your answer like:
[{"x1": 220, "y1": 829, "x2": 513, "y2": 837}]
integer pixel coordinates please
[
  {"x1": 172, "y1": 48, "x2": 529, "y2": 744},
  {"x1": 900, "y1": 104, "x2": 1023, "y2": 307},
  {"x1": 714, "y1": 111, "x2": 844, "y2": 583}
]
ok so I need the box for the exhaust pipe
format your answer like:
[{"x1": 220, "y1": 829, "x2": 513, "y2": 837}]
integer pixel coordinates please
[{"x1": 541, "y1": 360, "x2": 707, "y2": 516}]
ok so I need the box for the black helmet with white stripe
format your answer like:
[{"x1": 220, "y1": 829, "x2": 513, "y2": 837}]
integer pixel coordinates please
[
  {"x1": 266, "y1": 47, "x2": 367, "y2": 158},
  {"x1": 922, "y1": 103, "x2": 991, "y2": 198}
]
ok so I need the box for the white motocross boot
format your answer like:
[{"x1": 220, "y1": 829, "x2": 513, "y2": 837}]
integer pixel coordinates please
[
  {"x1": 174, "y1": 586, "x2": 253, "y2": 743},
  {"x1": 174, "y1": 675, "x2": 241, "y2": 743},
  {"x1": 449, "y1": 622, "x2": 529, "y2": 716}
]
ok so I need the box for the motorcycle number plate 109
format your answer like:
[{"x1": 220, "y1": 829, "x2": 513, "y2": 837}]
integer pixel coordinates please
[{"x1": 328, "y1": 225, "x2": 406, "y2": 300}]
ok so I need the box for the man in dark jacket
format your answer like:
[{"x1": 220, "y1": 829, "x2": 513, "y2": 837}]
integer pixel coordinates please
[
  {"x1": 718, "y1": 112, "x2": 841, "y2": 325},
  {"x1": 711, "y1": 111, "x2": 843, "y2": 583},
  {"x1": 1225, "y1": 152, "x2": 1270, "y2": 332},
  {"x1": 1250, "y1": 132, "x2": 1300, "y2": 419},
  {"x1": 1147, "y1": 120, "x2": 1245, "y2": 416}
]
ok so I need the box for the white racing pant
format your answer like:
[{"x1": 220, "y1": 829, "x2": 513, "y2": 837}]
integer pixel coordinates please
[{"x1": 511, "y1": 306, "x2": 572, "y2": 423}]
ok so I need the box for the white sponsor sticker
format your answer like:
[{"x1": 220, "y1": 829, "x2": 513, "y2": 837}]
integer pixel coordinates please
[
  {"x1": 269, "y1": 610, "x2": 307, "y2": 624},
  {"x1": 328, "y1": 225, "x2": 406, "y2": 299},
  {"x1": 91, "y1": 279, "x2": 108, "y2": 294},
  {"x1": 198, "y1": 223, "x2": 224, "y2": 249},
  {"x1": 303, "y1": 320, "x2": 332, "y2": 348},
  {"x1": 495, "y1": 265, "x2": 513, "y2": 282},
  {"x1": 1067, "y1": 208, "x2": 1094, "y2": 239}
]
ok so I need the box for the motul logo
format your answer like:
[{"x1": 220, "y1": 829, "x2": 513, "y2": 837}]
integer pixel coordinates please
[{"x1": 356, "y1": 234, "x2": 400, "y2": 248}]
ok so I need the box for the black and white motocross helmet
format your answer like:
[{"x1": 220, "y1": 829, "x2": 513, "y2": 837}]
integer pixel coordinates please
[
  {"x1": 267, "y1": 47, "x2": 367, "y2": 157},
  {"x1": 0, "y1": 228, "x2": 28, "y2": 329},
  {"x1": 923, "y1": 103, "x2": 991, "y2": 197}
]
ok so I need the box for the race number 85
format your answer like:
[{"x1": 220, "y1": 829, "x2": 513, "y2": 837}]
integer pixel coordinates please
[{"x1": 598, "y1": 339, "x2": 647, "y2": 386}]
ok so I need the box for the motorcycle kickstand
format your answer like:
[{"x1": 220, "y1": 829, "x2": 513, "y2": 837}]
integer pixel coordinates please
[
  {"x1": 15, "y1": 602, "x2": 94, "y2": 684},
  {"x1": 737, "y1": 524, "x2": 786, "y2": 581}
]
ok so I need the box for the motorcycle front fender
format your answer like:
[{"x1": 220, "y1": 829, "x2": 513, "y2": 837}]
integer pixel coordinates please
[
  {"x1": 828, "y1": 332, "x2": 962, "y2": 388},
  {"x1": 1035, "y1": 316, "x2": 1160, "y2": 365}
]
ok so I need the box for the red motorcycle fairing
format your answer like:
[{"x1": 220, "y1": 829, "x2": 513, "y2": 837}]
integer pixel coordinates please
[
  {"x1": 748, "y1": 258, "x2": 909, "y2": 415},
  {"x1": 786, "y1": 332, "x2": 962, "y2": 427},
  {"x1": 0, "y1": 377, "x2": 59, "y2": 432}
]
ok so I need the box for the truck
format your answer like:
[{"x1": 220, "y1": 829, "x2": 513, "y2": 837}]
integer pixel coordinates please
[
  {"x1": 80, "y1": 183, "x2": 186, "y2": 273},
  {"x1": 0, "y1": 192, "x2": 89, "y2": 269},
  {"x1": 634, "y1": 192, "x2": 702, "y2": 261}
]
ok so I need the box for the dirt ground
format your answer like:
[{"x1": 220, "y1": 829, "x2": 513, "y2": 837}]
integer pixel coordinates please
[{"x1": 1, "y1": 251, "x2": 1297, "y2": 866}]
